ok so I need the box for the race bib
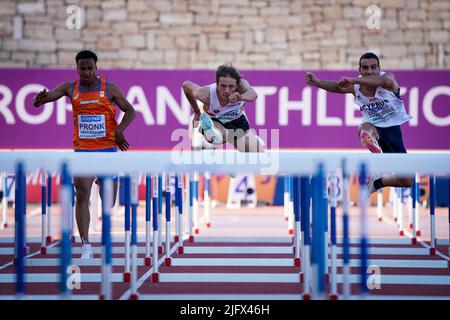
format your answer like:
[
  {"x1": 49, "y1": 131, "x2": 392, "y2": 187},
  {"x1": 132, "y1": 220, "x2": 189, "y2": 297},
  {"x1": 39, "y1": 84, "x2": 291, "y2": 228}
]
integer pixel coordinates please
[{"x1": 78, "y1": 115, "x2": 106, "y2": 139}]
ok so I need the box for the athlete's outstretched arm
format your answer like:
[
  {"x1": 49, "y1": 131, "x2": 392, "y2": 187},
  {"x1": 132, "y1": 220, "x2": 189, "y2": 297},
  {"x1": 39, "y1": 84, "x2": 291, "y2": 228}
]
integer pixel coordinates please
[
  {"x1": 182, "y1": 81, "x2": 209, "y2": 127},
  {"x1": 32, "y1": 82, "x2": 72, "y2": 107},
  {"x1": 305, "y1": 72, "x2": 354, "y2": 95},
  {"x1": 234, "y1": 79, "x2": 257, "y2": 103},
  {"x1": 108, "y1": 83, "x2": 136, "y2": 151},
  {"x1": 338, "y1": 72, "x2": 398, "y2": 92}
]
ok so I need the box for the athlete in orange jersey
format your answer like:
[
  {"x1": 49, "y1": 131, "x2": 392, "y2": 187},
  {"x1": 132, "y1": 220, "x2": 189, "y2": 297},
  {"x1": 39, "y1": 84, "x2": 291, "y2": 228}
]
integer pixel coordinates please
[{"x1": 33, "y1": 50, "x2": 136, "y2": 258}]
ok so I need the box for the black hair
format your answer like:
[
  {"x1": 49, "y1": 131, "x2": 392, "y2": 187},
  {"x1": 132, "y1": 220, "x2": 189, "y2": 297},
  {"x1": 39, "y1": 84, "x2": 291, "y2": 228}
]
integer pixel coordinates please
[
  {"x1": 75, "y1": 50, "x2": 98, "y2": 64},
  {"x1": 215, "y1": 64, "x2": 241, "y2": 85},
  {"x1": 359, "y1": 52, "x2": 380, "y2": 67}
]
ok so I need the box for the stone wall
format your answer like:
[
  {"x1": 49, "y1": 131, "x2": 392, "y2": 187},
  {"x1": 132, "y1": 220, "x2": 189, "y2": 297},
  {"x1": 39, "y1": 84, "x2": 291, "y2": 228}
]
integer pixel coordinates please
[{"x1": 0, "y1": 0, "x2": 449, "y2": 69}]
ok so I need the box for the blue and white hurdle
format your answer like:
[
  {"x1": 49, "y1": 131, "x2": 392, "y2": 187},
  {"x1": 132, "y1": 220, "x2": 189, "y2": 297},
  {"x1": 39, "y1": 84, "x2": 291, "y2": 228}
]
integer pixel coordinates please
[{"x1": 2, "y1": 150, "x2": 450, "y2": 300}]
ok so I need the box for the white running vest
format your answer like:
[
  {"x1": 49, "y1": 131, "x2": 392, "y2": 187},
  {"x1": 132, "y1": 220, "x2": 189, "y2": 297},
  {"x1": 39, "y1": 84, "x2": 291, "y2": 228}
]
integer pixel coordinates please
[
  {"x1": 354, "y1": 71, "x2": 412, "y2": 127},
  {"x1": 204, "y1": 83, "x2": 246, "y2": 124}
]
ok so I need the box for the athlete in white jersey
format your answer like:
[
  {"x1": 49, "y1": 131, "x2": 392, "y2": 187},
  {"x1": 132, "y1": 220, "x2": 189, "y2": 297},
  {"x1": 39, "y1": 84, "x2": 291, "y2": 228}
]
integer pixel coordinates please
[
  {"x1": 305, "y1": 52, "x2": 413, "y2": 193},
  {"x1": 183, "y1": 64, "x2": 265, "y2": 152}
]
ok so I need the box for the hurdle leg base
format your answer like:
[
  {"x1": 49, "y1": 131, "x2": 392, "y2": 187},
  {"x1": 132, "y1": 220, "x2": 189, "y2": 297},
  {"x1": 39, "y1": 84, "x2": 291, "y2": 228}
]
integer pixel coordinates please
[
  {"x1": 145, "y1": 257, "x2": 151, "y2": 267},
  {"x1": 294, "y1": 258, "x2": 301, "y2": 267},
  {"x1": 158, "y1": 246, "x2": 163, "y2": 254},
  {"x1": 377, "y1": 217, "x2": 382, "y2": 222},
  {"x1": 3, "y1": 223, "x2": 8, "y2": 228},
  {"x1": 206, "y1": 223, "x2": 211, "y2": 228},
  {"x1": 448, "y1": 260, "x2": 450, "y2": 269},
  {"x1": 288, "y1": 229, "x2": 293, "y2": 235},
  {"x1": 300, "y1": 273, "x2": 304, "y2": 283},
  {"x1": 394, "y1": 217, "x2": 397, "y2": 222},
  {"x1": 194, "y1": 228, "x2": 199, "y2": 235},
  {"x1": 303, "y1": 294, "x2": 311, "y2": 300},
  {"x1": 174, "y1": 235, "x2": 179, "y2": 242},
  {"x1": 329, "y1": 294, "x2": 338, "y2": 300},
  {"x1": 399, "y1": 230, "x2": 404, "y2": 236},
  {"x1": 46, "y1": 236, "x2": 52, "y2": 244},
  {"x1": 189, "y1": 235, "x2": 194, "y2": 243},
  {"x1": 99, "y1": 294, "x2": 105, "y2": 300},
  {"x1": 285, "y1": 217, "x2": 288, "y2": 221},
  {"x1": 129, "y1": 294, "x2": 138, "y2": 300},
  {"x1": 429, "y1": 248, "x2": 436, "y2": 255},
  {"x1": 152, "y1": 272, "x2": 159, "y2": 283},
  {"x1": 416, "y1": 230, "x2": 421, "y2": 236},
  {"x1": 40, "y1": 247, "x2": 46, "y2": 255},
  {"x1": 123, "y1": 272, "x2": 131, "y2": 283},
  {"x1": 178, "y1": 246, "x2": 184, "y2": 254},
  {"x1": 409, "y1": 223, "x2": 413, "y2": 229},
  {"x1": 164, "y1": 257, "x2": 172, "y2": 266},
  {"x1": 412, "y1": 238, "x2": 417, "y2": 245}
]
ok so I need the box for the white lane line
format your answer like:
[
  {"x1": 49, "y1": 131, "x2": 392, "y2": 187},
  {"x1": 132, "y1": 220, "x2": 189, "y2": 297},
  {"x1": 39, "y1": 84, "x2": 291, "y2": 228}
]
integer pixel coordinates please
[
  {"x1": 183, "y1": 247, "x2": 293, "y2": 254},
  {"x1": 336, "y1": 247, "x2": 429, "y2": 255},
  {"x1": 192, "y1": 237, "x2": 293, "y2": 243},
  {"x1": 0, "y1": 273, "x2": 124, "y2": 283},
  {"x1": 24, "y1": 258, "x2": 146, "y2": 267},
  {"x1": 172, "y1": 258, "x2": 295, "y2": 267},
  {"x1": 46, "y1": 246, "x2": 157, "y2": 255},
  {"x1": 382, "y1": 216, "x2": 450, "y2": 260},
  {"x1": 0, "y1": 241, "x2": 61, "y2": 270},
  {"x1": 158, "y1": 273, "x2": 450, "y2": 285},
  {"x1": 171, "y1": 258, "x2": 448, "y2": 269}
]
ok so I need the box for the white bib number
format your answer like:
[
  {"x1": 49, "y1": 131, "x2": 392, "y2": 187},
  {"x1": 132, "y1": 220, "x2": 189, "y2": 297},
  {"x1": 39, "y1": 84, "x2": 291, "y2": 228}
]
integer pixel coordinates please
[{"x1": 78, "y1": 115, "x2": 106, "y2": 139}]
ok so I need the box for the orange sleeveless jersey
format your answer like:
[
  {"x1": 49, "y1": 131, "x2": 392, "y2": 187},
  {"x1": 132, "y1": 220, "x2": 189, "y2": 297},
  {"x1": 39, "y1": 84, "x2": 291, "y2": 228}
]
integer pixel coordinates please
[{"x1": 71, "y1": 75, "x2": 118, "y2": 150}]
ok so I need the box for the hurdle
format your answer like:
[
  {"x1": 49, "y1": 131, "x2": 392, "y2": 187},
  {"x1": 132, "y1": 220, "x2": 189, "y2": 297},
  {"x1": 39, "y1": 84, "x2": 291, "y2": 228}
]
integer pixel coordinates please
[
  {"x1": 2, "y1": 150, "x2": 450, "y2": 300},
  {"x1": 59, "y1": 163, "x2": 71, "y2": 299}
]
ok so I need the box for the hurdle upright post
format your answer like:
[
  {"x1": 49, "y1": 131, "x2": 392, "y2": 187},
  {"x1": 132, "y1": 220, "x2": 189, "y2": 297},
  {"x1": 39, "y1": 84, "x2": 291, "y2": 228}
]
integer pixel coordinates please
[
  {"x1": 341, "y1": 160, "x2": 351, "y2": 300},
  {"x1": 129, "y1": 173, "x2": 139, "y2": 300},
  {"x1": 288, "y1": 176, "x2": 294, "y2": 235},
  {"x1": 100, "y1": 176, "x2": 113, "y2": 300},
  {"x1": 145, "y1": 175, "x2": 151, "y2": 266},
  {"x1": 358, "y1": 163, "x2": 369, "y2": 298},
  {"x1": 152, "y1": 176, "x2": 159, "y2": 282},
  {"x1": 46, "y1": 172, "x2": 52, "y2": 244},
  {"x1": 193, "y1": 171, "x2": 199, "y2": 235},
  {"x1": 177, "y1": 173, "x2": 184, "y2": 254},
  {"x1": 1, "y1": 172, "x2": 7, "y2": 229},
  {"x1": 40, "y1": 170, "x2": 47, "y2": 254},
  {"x1": 204, "y1": 172, "x2": 211, "y2": 228},
  {"x1": 376, "y1": 188, "x2": 383, "y2": 222},
  {"x1": 165, "y1": 173, "x2": 172, "y2": 266},
  {"x1": 397, "y1": 188, "x2": 404, "y2": 236},
  {"x1": 59, "y1": 163, "x2": 72, "y2": 299},
  {"x1": 328, "y1": 172, "x2": 338, "y2": 300},
  {"x1": 283, "y1": 176, "x2": 289, "y2": 222},
  {"x1": 300, "y1": 176, "x2": 311, "y2": 300},
  {"x1": 412, "y1": 173, "x2": 418, "y2": 245},
  {"x1": 293, "y1": 176, "x2": 301, "y2": 267},
  {"x1": 158, "y1": 174, "x2": 163, "y2": 253},
  {"x1": 429, "y1": 175, "x2": 436, "y2": 255},
  {"x1": 15, "y1": 162, "x2": 26, "y2": 298},
  {"x1": 415, "y1": 173, "x2": 421, "y2": 236},
  {"x1": 122, "y1": 176, "x2": 131, "y2": 282}
]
